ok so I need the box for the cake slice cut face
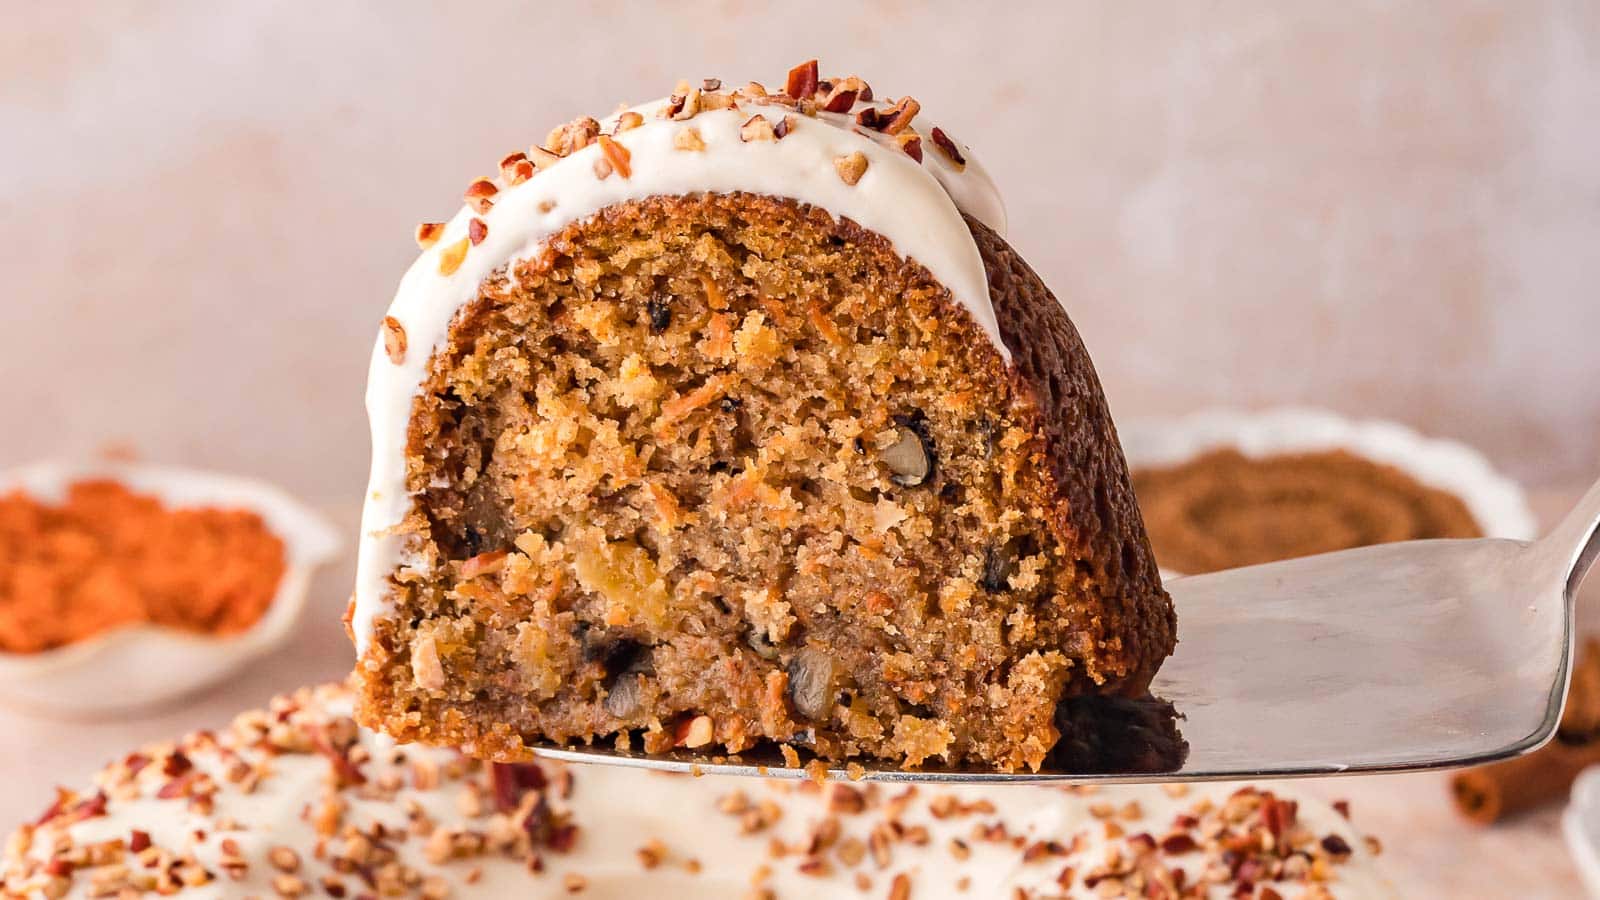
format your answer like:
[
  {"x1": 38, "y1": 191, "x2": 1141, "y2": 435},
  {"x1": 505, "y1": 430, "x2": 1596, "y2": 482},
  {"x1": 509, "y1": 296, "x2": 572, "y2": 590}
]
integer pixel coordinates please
[{"x1": 351, "y1": 66, "x2": 1178, "y2": 773}]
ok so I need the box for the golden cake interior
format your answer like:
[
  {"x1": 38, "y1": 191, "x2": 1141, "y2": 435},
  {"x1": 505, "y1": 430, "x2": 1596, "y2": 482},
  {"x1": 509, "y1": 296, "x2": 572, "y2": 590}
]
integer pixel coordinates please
[{"x1": 358, "y1": 193, "x2": 1144, "y2": 771}]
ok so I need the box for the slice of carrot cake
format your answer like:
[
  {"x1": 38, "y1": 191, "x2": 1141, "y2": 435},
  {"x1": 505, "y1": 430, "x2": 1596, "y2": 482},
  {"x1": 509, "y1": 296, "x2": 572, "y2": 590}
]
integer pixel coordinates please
[{"x1": 349, "y1": 62, "x2": 1179, "y2": 773}]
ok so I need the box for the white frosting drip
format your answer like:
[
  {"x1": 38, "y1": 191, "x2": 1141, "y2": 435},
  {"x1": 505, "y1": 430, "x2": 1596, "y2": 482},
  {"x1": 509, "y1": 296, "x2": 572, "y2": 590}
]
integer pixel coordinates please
[{"x1": 353, "y1": 93, "x2": 1009, "y2": 653}]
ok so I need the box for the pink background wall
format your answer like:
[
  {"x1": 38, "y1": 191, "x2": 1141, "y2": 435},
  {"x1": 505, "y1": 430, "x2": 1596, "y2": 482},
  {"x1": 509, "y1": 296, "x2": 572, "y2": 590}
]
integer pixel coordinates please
[{"x1": 4, "y1": 2, "x2": 1597, "y2": 504}]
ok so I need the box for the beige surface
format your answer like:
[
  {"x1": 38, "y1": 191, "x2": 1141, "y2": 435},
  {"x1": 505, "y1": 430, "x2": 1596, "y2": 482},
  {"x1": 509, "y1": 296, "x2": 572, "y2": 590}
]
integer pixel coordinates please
[{"x1": 1, "y1": 2, "x2": 1597, "y2": 506}]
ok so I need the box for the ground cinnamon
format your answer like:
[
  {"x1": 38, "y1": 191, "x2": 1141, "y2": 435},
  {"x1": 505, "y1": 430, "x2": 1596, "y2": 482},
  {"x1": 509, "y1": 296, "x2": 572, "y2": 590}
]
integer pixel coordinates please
[
  {"x1": 1132, "y1": 448, "x2": 1483, "y2": 574},
  {"x1": 0, "y1": 479, "x2": 286, "y2": 653},
  {"x1": 1450, "y1": 637, "x2": 1600, "y2": 824}
]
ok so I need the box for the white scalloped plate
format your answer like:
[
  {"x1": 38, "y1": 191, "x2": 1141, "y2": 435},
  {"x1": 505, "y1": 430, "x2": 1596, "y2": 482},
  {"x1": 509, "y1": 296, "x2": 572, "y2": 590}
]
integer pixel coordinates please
[
  {"x1": 0, "y1": 460, "x2": 341, "y2": 716},
  {"x1": 1118, "y1": 407, "x2": 1539, "y2": 560}
]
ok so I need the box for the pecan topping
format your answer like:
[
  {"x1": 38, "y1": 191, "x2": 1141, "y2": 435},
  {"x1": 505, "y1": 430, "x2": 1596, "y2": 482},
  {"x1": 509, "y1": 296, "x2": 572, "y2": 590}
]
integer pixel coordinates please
[
  {"x1": 673, "y1": 127, "x2": 706, "y2": 152},
  {"x1": 821, "y1": 89, "x2": 858, "y2": 114},
  {"x1": 701, "y1": 91, "x2": 737, "y2": 112},
  {"x1": 668, "y1": 88, "x2": 702, "y2": 121},
  {"x1": 467, "y1": 217, "x2": 488, "y2": 246},
  {"x1": 740, "y1": 115, "x2": 777, "y2": 142},
  {"x1": 597, "y1": 135, "x2": 632, "y2": 179},
  {"x1": 785, "y1": 59, "x2": 819, "y2": 100},
  {"x1": 527, "y1": 145, "x2": 562, "y2": 170},
  {"x1": 834, "y1": 151, "x2": 869, "y2": 185},
  {"x1": 929, "y1": 127, "x2": 966, "y2": 168},
  {"x1": 437, "y1": 237, "x2": 469, "y2": 276},
  {"x1": 462, "y1": 178, "x2": 498, "y2": 214},
  {"x1": 897, "y1": 132, "x2": 924, "y2": 163},
  {"x1": 879, "y1": 97, "x2": 920, "y2": 134},
  {"x1": 498, "y1": 151, "x2": 528, "y2": 181},
  {"x1": 505, "y1": 159, "x2": 534, "y2": 185},
  {"x1": 413, "y1": 222, "x2": 446, "y2": 250},
  {"x1": 858, "y1": 96, "x2": 920, "y2": 135},
  {"x1": 546, "y1": 116, "x2": 601, "y2": 156},
  {"x1": 381, "y1": 316, "x2": 407, "y2": 364}
]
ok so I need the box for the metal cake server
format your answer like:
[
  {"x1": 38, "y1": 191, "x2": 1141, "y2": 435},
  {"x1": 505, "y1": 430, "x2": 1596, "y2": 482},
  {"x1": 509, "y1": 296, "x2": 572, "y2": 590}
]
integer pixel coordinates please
[{"x1": 533, "y1": 476, "x2": 1600, "y2": 783}]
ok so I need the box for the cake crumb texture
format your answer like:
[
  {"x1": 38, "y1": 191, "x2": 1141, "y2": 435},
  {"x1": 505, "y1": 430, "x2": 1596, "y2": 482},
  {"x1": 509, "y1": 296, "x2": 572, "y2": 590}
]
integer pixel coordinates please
[{"x1": 356, "y1": 193, "x2": 1174, "y2": 772}]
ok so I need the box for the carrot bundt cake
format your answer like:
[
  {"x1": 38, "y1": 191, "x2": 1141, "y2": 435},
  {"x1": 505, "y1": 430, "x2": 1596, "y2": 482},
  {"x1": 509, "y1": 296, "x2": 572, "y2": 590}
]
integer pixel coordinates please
[
  {"x1": 0, "y1": 682, "x2": 1393, "y2": 898},
  {"x1": 350, "y1": 62, "x2": 1179, "y2": 772}
]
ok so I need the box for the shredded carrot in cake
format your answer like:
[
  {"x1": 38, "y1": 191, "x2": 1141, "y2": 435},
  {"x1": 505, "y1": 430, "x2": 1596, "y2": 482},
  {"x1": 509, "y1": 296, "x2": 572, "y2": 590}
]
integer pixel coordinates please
[{"x1": 0, "y1": 480, "x2": 286, "y2": 653}]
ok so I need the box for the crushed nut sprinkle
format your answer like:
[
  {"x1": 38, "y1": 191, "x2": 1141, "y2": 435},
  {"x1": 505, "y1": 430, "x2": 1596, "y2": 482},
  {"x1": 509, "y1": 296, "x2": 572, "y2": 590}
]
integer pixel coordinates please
[
  {"x1": 4, "y1": 722, "x2": 1379, "y2": 900},
  {"x1": 674, "y1": 127, "x2": 707, "y2": 152},
  {"x1": 528, "y1": 145, "x2": 562, "y2": 170},
  {"x1": 467, "y1": 217, "x2": 488, "y2": 246},
  {"x1": 3, "y1": 685, "x2": 581, "y2": 900},
  {"x1": 740, "y1": 115, "x2": 777, "y2": 143},
  {"x1": 834, "y1": 151, "x2": 869, "y2": 185},
  {"x1": 499, "y1": 151, "x2": 529, "y2": 181},
  {"x1": 896, "y1": 132, "x2": 923, "y2": 163},
  {"x1": 597, "y1": 135, "x2": 632, "y2": 179},
  {"x1": 929, "y1": 127, "x2": 965, "y2": 168},
  {"x1": 785, "y1": 59, "x2": 819, "y2": 100},
  {"x1": 438, "y1": 237, "x2": 469, "y2": 276},
  {"x1": 462, "y1": 178, "x2": 498, "y2": 214},
  {"x1": 406, "y1": 61, "x2": 969, "y2": 251},
  {"x1": 547, "y1": 117, "x2": 601, "y2": 156},
  {"x1": 636, "y1": 838, "x2": 668, "y2": 869},
  {"x1": 822, "y1": 87, "x2": 858, "y2": 113},
  {"x1": 414, "y1": 222, "x2": 446, "y2": 249}
]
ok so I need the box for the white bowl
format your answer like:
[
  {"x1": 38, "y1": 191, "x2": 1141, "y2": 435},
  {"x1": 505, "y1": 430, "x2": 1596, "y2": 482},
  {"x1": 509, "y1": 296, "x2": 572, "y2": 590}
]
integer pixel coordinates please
[
  {"x1": 1564, "y1": 766, "x2": 1600, "y2": 896},
  {"x1": 0, "y1": 460, "x2": 341, "y2": 716},
  {"x1": 1118, "y1": 407, "x2": 1538, "y2": 576}
]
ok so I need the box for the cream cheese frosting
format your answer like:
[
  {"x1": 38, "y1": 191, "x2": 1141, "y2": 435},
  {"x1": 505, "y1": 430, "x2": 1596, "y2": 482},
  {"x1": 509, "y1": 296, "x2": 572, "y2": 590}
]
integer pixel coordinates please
[
  {"x1": 353, "y1": 79, "x2": 1009, "y2": 654},
  {"x1": 1, "y1": 683, "x2": 1396, "y2": 899}
]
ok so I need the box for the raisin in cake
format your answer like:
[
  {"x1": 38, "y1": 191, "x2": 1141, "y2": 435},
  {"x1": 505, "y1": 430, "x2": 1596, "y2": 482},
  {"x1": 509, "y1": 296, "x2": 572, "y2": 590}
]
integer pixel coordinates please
[
  {"x1": 349, "y1": 62, "x2": 1178, "y2": 772},
  {"x1": 1, "y1": 683, "x2": 1395, "y2": 899}
]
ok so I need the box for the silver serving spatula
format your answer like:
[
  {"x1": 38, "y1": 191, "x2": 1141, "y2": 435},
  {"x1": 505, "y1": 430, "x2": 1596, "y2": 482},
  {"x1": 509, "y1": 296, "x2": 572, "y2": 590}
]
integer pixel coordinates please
[{"x1": 533, "y1": 478, "x2": 1600, "y2": 783}]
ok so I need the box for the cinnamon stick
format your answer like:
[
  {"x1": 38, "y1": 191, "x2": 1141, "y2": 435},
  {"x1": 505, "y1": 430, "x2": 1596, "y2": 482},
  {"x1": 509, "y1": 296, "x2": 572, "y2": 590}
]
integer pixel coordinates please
[{"x1": 1450, "y1": 637, "x2": 1600, "y2": 824}]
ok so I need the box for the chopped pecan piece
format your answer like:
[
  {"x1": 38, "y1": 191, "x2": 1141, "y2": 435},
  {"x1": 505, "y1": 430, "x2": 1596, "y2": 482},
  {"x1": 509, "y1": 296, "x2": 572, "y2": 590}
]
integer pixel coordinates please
[
  {"x1": 437, "y1": 237, "x2": 469, "y2": 276},
  {"x1": 929, "y1": 127, "x2": 966, "y2": 168},
  {"x1": 597, "y1": 135, "x2": 632, "y2": 178},
  {"x1": 381, "y1": 316, "x2": 407, "y2": 364},
  {"x1": 740, "y1": 115, "x2": 777, "y2": 142},
  {"x1": 413, "y1": 222, "x2": 446, "y2": 249},
  {"x1": 834, "y1": 151, "x2": 869, "y2": 185},
  {"x1": 785, "y1": 59, "x2": 819, "y2": 100}
]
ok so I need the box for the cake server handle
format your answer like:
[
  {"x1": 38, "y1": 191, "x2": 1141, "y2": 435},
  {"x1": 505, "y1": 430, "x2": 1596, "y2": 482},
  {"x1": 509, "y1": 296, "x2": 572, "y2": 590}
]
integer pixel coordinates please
[{"x1": 1546, "y1": 476, "x2": 1600, "y2": 599}]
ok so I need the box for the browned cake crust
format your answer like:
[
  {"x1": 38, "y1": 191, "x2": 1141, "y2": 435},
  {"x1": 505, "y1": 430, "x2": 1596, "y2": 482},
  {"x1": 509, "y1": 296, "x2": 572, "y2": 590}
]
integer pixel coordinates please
[
  {"x1": 354, "y1": 193, "x2": 1175, "y2": 772},
  {"x1": 968, "y1": 216, "x2": 1174, "y2": 692}
]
